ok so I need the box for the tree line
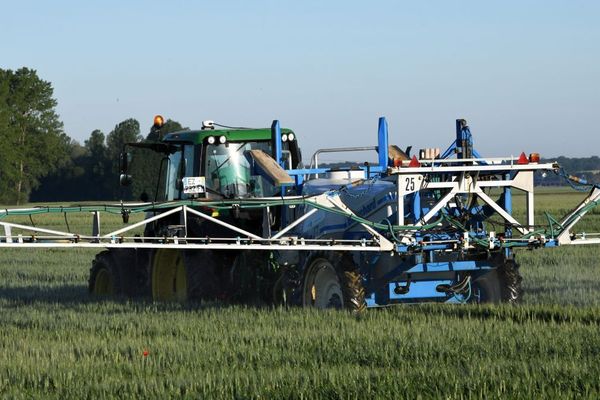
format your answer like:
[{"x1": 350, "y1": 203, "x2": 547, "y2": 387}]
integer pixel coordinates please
[
  {"x1": 0, "y1": 68, "x2": 70, "y2": 204},
  {"x1": 29, "y1": 118, "x2": 185, "y2": 202},
  {"x1": 0, "y1": 67, "x2": 184, "y2": 204},
  {"x1": 1, "y1": 67, "x2": 599, "y2": 205}
]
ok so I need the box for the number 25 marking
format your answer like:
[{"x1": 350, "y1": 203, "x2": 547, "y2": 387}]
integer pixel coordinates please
[{"x1": 405, "y1": 177, "x2": 415, "y2": 191}]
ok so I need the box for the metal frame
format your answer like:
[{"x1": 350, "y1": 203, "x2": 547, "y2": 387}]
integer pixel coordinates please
[
  {"x1": 1, "y1": 159, "x2": 598, "y2": 252},
  {"x1": 2, "y1": 160, "x2": 597, "y2": 254},
  {"x1": 556, "y1": 186, "x2": 600, "y2": 245},
  {"x1": 0, "y1": 192, "x2": 394, "y2": 252},
  {"x1": 391, "y1": 162, "x2": 552, "y2": 229}
]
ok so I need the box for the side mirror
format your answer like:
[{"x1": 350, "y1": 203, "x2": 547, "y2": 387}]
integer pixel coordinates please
[
  {"x1": 119, "y1": 152, "x2": 133, "y2": 186},
  {"x1": 119, "y1": 152, "x2": 131, "y2": 174},
  {"x1": 120, "y1": 174, "x2": 133, "y2": 186}
]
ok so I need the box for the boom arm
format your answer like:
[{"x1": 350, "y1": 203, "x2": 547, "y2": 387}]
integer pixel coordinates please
[{"x1": 555, "y1": 186, "x2": 600, "y2": 245}]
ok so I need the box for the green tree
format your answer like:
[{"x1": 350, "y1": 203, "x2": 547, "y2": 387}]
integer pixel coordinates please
[
  {"x1": 85, "y1": 129, "x2": 107, "y2": 158},
  {"x1": 104, "y1": 119, "x2": 142, "y2": 198},
  {"x1": 33, "y1": 118, "x2": 188, "y2": 201},
  {"x1": 0, "y1": 71, "x2": 16, "y2": 200},
  {"x1": 0, "y1": 68, "x2": 69, "y2": 204},
  {"x1": 130, "y1": 119, "x2": 188, "y2": 201},
  {"x1": 32, "y1": 131, "x2": 113, "y2": 202},
  {"x1": 106, "y1": 118, "x2": 142, "y2": 162},
  {"x1": 31, "y1": 140, "x2": 89, "y2": 201},
  {"x1": 85, "y1": 129, "x2": 111, "y2": 179}
]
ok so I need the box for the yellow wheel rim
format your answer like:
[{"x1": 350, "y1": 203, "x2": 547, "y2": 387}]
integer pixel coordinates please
[
  {"x1": 93, "y1": 268, "x2": 114, "y2": 295},
  {"x1": 152, "y1": 250, "x2": 188, "y2": 301}
]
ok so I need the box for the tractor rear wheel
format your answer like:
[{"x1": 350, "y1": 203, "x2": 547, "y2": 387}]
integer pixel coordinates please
[
  {"x1": 498, "y1": 259, "x2": 523, "y2": 303},
  {"x1": 300, "y1": 253, "x2": 366, "y2": 313},
  {"x1": 470, "y1": 270, "x2": 502, "y2": 304},
  {"x1": 150, "y1": 249, "x2": 219, "y2": 301},
  {"x1": 89, "y1": 251, "x2": 128, "y2": 296}
]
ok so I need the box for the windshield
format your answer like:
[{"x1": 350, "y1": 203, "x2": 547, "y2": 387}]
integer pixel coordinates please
[{"x1": 205, "y1": 141, "x2": 276, "y2": 198}]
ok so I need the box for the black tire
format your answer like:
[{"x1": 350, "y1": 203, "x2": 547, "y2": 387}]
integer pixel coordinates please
[
  {"x1": 150, "y1": 249, "x2": 222, "y2": 301},
  {"x1": 282, "y1": 263, "x2": 302, "y2": 307},
  {"x1": 183, "y1": 250, "x2": 222, "y2": 300},
  {"x1": 89, "y1": 250, "x2": 134, "y2": 297},
  {"x1": 497, "y1": 259, "x2": 523, "y2": 303},
  {"x1": 294, "y1": 252, "x2": 366, "y2": 313},
  {"x1": 470, "y1": 270, "x2": 502, "y2": 304},
  {"x1": 342, "y1": 265, "x2": 367, "y2": 313},
  {"x1": 229, "y1": 251, "x2": 281, "y2": 305},
  {"x1": 229, "y1": 251, "x2": 260, "y2": 303}
]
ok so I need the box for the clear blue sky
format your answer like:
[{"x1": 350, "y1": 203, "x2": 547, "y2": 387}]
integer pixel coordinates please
[{"x1": 2, "y1": 0, "x2": 599, "y2": 160}]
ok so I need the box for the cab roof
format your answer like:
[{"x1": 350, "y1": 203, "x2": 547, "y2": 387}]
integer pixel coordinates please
[{"x1": 162, "y1": 128, "x2": 294, "y2": 144}]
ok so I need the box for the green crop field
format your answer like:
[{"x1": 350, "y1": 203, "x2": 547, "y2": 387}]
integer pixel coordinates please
[{"x1": 1, "y1": 188, "x2": 600, "y2": 399}]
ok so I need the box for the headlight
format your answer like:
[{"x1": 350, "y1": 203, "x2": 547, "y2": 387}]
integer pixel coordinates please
[
  {"x1": 207, "y1": 136, "x2": 215, "y2": 144},
  {"x1": 288, "y1": 133, "x2": 295, "y2": 141},
  {"x1": 281, "y1": 134, "x2": 288, "y2": 142},
  {"x1": 219, "y1": 136, "x2": 227, "y2": 144}
]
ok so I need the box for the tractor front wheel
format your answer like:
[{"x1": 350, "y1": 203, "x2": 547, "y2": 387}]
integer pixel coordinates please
[{"x1": 89, "y1": 251, "x2": 125, "y2": 296}]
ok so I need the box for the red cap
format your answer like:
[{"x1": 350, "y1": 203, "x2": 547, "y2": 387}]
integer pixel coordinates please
[
  {"x1": 408, "y1": 155, "x2": 420, "y2": 168},
  {"x1": 517, "y1": 152, "x2": 529, "y2": 165}
]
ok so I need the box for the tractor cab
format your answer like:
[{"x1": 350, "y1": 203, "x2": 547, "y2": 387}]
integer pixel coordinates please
[{"x1": 120, "y1": 116, "x2": 301, "y2": 202}]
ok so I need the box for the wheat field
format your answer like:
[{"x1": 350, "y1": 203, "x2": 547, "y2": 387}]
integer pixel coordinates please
[{"x1": 0, "y1": 188, "x2": 599, "y2": 399}]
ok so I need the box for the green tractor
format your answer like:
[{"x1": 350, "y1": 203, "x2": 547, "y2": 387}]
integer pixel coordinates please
[{"x1": 89, "y1": 116, "x2": 302, "y2": 303}]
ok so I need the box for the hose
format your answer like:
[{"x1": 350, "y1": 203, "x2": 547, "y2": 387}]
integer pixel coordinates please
[{"x1": 3, "y1": 176, "x2": 600, "y2": 249}]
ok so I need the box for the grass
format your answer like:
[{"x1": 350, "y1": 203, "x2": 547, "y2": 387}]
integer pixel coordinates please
[{"x1": 1, "y1": 189, "x2": 600, "y2": 399}]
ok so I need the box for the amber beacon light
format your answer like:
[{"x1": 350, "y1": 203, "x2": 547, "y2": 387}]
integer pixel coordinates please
[{"x1": 153, "y1": 115, "x2": 165, "y2": 128}]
